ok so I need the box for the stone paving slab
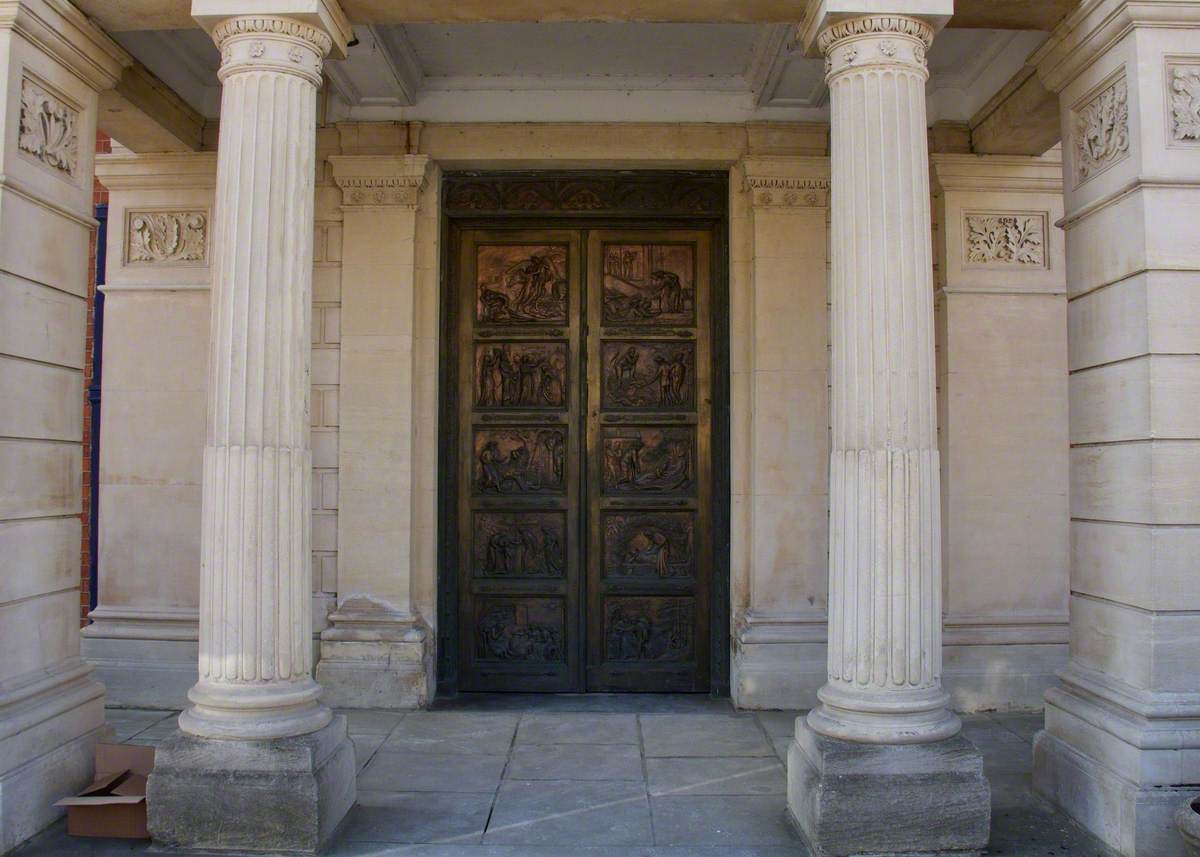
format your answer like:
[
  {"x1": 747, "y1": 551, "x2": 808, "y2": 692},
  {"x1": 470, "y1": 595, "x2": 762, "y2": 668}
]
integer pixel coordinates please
[
  {"x1": 646, "y1": 756, "x2": 786, "y2": 795},
  {"x1": 650, "y1": 795, "x2": 800, "y2": 846},
  {"x1": 515, "y1": 712, "x2": 639, "y2": 745},
  {"x1": 640, "y1": 713, "x2": 774, "y2": 758},
  {"x1": 341, "y1": 710, "x2": 407, "y2": 735},
  {"x1": 383, "y1": 712, "x2": 519, "y2": 755},
  {"x1": 360, "y1": 751, "x2": 508, "y2": 793},
  {"x1": 342, "y1": 791, "x2": 493, "y2": 845},
  {"x1": 484, "y1": 780, "x2": 653, "y2": 846},
  {"x1": 505, "y1": 744, "x2": 643, "y2": 781}
]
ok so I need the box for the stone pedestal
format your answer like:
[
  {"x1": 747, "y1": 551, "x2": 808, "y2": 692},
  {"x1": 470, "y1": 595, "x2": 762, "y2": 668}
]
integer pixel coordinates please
[
  {"x1": 147, "y1": 715, "x2": 356, "y2": 854},
  {"x1": 789, "y1": 5, "x2": 989, "y2": 855},
  {"x1": 788, "y1": 719, "x2": 990, "y2": 857}
]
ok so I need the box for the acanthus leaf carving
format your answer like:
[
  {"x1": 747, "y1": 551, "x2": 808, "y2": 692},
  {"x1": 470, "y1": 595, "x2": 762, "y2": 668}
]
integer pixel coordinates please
[
  {"x1": 1073, "y1": 72, "x2": 1130, "y2": 185},
  {"x1": 964, "y1": 213, "x2": 1046, "y2": 268},
  {"x1": 127, "y1": 211, "x2": 208, "y2": 265},
  {"x1": 1169, "y1": 62, "x2": 1200, "y2": 144},
  {"x1": 18, "y1": 77, "x2": 79, "y2": 179}
]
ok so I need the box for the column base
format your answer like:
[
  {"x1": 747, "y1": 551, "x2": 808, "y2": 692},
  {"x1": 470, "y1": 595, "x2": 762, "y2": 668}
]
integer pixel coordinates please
[
  {"x1": 315, "y1": 600, "x2": 431, "y2": 709},
  {"x1": 147, "y1": 714, "x2": 356, "y2": 854},
  {"x1": 787, "y1": 719, "x2": 990, "y2": 857},
  {"x1": 1033, "y1": 671, "x2": 1200, "y2": 857}
]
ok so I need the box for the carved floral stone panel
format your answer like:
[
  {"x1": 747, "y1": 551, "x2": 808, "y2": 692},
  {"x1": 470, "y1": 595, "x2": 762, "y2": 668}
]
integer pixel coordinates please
[
  {"x1": 18, "y1": 76, "x2": 79, "y2": 180},
  {"x1": 1072, "y1": 71, "x2": 1130, "y2": 186},
  {"x1": 126, "y1": 211, "x2": 209, "y2": 265},
  {"x1": 964, "y1": 213, "x2": 1047, "y2": 268},
  {"x1": 1168, "y1": 61, "x2": 1200, "y2": 145}
]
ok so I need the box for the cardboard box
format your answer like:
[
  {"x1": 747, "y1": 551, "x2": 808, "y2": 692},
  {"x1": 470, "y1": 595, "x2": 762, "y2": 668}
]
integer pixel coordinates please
[{"x1": 55, "y1": 743, "x2": 155, "y2": 839}]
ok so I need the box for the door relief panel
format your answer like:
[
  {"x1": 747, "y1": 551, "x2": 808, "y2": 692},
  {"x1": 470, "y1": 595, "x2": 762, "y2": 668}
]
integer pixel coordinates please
[
  {"x1": 601, "y1": 427, "x2": 695, "y2": 496},
  {"x1": 476, "y1": 598, "x2": 566, "y2": 662},
  {"x1": 473, "y1": 427, "x2": 567, "y2": 495},
  {"x1": 604, "y1": 597, "x2": 695, "y2": 662},
  {"x1": 602, "y1": 511, "x2": 695, "y2": 580},
  {"x1": 473, "y1": 511, "x2": 567, "y2": 578},
  {"x1": 476, "y1": 342, "x2": 568, "y2": 409},
  {"x1": 601, "y1": 341, "x2": 695, "y2": 410},
  {"x1": 476, "y1": 244, "x2": 568, "y2": 324},
  {"x1": 601, "y1": 243, "x2": 695, "y2": 326}
]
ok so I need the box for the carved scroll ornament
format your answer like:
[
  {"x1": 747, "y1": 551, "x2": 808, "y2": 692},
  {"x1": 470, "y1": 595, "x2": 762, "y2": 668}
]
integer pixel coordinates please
[
  {"x1": 1073, "y1": 73, "x2": 1130, "y2": 185},
  {"x1": 1169, "y1": 63, "x2": 1200, "y2": 144},
  {"x1": 18, "y1": 77, "x2": 78, "y2": 179}
]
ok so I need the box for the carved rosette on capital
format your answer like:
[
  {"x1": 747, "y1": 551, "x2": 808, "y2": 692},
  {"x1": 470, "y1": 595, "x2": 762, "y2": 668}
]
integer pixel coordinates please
[
  {"x1": 211, "y1": 16, "x2": 332, "y2": 85},
  {"x1": 331, "y1": 158, "x2": 431, "y2": 210},
  {"x1": 744, "y1": 176, "x2": 830, "y2": 209},
  {"x1": 817, "y1": 14, "x2": 934, "y2": 81}
]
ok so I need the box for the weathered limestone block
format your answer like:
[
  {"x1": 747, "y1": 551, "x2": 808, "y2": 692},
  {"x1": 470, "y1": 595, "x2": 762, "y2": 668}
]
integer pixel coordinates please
[
  {"x1": 788, "y1": 719, "x2": 990, "y2": 857},
  {"x1": 147, "y1": 715, "x2": 355, "y2": 854}
]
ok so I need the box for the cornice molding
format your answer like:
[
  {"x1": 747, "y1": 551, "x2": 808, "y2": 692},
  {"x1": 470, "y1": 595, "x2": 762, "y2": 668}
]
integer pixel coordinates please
[
  {"x1": 94, "y1": 152, "x2": 218, "y2": 190},
  {"x1": 930, "y1": 153, "x2": 1065, "y2": 194},
  {"x1": 0, "y1": 0, "x2": 126, "y2": 91},
  {"x1": 328, "y1": 153, "x2": 431, "y2": 209},
  {"x1": 1033, "y1": 0, "x2": 1200, "y2": 94}
]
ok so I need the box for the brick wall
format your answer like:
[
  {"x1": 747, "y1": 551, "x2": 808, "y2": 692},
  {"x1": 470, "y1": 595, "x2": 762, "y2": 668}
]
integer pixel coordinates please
[{"x1": 81, "y1": 131, "x2": 111, "y2": 626}]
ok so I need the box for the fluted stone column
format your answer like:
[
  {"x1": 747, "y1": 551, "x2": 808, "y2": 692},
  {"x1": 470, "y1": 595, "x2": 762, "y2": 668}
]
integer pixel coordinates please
[
  {"x1": 787, "y1": 5, "x2": 990, "y2": 855},
  {"x1": 146, "y1": 3, "x2": 356, "y2": 853}
]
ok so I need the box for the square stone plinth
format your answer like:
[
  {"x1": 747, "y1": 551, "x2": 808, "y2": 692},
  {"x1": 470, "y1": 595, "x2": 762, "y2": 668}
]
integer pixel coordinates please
[
  {"x1": 147, "y1": 715, "x2": 356, "y2": 854},
  {"x1": 788, "y1": 718, "x2": 991, "y2": 856}
]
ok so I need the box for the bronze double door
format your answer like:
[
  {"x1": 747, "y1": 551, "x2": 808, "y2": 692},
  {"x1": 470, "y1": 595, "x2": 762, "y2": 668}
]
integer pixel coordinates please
[{"x1": 455, "y1": 227, "x2": 713, "y2": 693}]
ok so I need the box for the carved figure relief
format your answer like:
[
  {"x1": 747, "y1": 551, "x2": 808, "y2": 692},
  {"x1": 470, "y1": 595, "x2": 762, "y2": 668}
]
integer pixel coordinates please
[
  {"x1": 127, "y1": 211, "x2": 208, "y2": 264},
  {"x1": 603, "y1": 512, "x2": 694, "y2": 579},
  {"x1": 602, "y1": 427, "x2": 694, "y2": 495},
  {"x1": 602, "y1": 342, "x2": 695, "y2": 409},
  {"x1": 602, "y1": 244, "x2": 695, "y2": 325},
  {"x1": 1169, "y1": 63, "x2": 1200, "y2": 144},
  {"x1": 964, "y1": 214, "x2": 1046, "y2": 267},
  {"x1": 1073, "y1": 73, "x2": 1130, "y2": 185},
  {"x1": 473, "y1": 512, "x2": 566, "y2": 578},
  {"x1": 474, "y1": 428, "x2": 566, "y2": 495},
  {"x1": 475, "y1": 342, "x2": 567, "y2": 409},
  {"x1": 605, "y1": 597, "x2": 694, "y2": 662},
  {"x1": 476, "y1": 245, "x2": 568, "y2": 324},
  {"x1": 476, "y1": 599, "x2": 564, "y2": 662},
  {"x1": 18, "y1": 77, "x2": 78, "y2": 179}
]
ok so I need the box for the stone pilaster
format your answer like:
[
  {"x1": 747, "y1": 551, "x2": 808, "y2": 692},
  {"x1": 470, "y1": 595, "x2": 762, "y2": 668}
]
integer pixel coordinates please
[
  {"x1": 145, "y1": 3, "x2": 356, "y2": 853},
  {"x1": 0, "y1": 1, "x2": 121, "y2": 851},
  {"x1": 83, "y1": 152, "x2": 217, "y2": 710},
  {"x1": 787, "y1": 5, "x2": 990, "y2": 855},
  {"x1": 1030, "y1": 3, "x2": 1200, "y2": 855},
  {"x1": 315, "y1": 154, "x2": 434, "y2": 709}
]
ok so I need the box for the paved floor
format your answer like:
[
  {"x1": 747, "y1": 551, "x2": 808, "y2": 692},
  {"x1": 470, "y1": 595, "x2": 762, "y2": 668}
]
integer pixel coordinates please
[{"x1": 14, "y1": 696, "x2": 1120, "y2": 856}]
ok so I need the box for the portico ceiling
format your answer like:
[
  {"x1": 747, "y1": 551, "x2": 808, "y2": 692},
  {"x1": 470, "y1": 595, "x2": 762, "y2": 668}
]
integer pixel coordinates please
[{"x1": 108, "y1": 20, "x2": 1047, "y2": 125}]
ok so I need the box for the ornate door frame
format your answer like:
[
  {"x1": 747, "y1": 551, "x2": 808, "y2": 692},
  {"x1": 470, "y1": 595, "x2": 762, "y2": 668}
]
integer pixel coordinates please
[{"x1": 436, "y1": 171, "x2": 731, "y2": 696}]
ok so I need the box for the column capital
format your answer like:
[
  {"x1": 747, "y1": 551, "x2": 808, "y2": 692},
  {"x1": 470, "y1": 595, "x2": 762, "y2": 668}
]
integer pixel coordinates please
[
  {"x1": 741, "y1": 155, "x2": 831, "y2": 209},
  {"x1": 192, "y1": 0, "x2": 352, "y2": 83},
  {"x1": 328, "y1": 154, "x2": 431, "y2": 210},
  {"x1": 797, "y1": 0, "x2": 953, "y2": 58}
]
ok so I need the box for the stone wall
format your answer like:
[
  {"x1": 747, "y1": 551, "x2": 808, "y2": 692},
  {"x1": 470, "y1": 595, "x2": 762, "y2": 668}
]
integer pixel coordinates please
[{"x1": 85, "y1": 121, "x2": 1073, "y2": 713}]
